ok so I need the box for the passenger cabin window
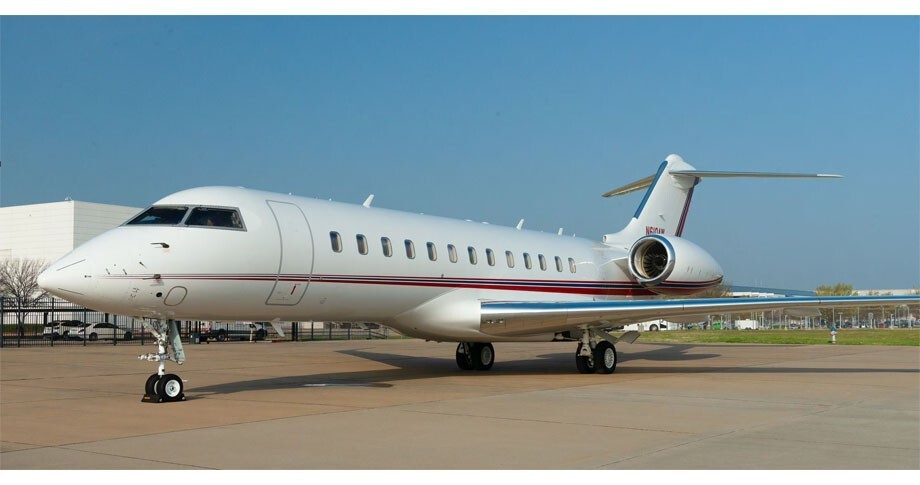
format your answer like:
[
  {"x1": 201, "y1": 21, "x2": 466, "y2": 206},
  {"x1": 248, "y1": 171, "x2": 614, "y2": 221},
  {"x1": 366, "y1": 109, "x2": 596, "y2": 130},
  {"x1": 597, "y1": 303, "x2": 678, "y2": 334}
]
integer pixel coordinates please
[
  {"x1": 538, "y1": 254, "x2": 547, "y2": 271},
  {"x1": 468, "y1": 247, "x2": 478, "y2": 265},
  {"x1": 569, "y1": 258, "x2": 577, "y2": 274},
  {"x1": 448, "y1": 244, "x2": 458, "y2": 263},
  {"x1": 427, "y1": 242, "x2": 438, "y2": 261},
  {"x1": 381, "y1": 237, "x2": 393, "y2": 257},
  {"x1": 523, "y1": 253, "x2": 532, "y2": 270},
  {"x1": 330, "y1": 232, "x2": 343, "y2": 253},
  {"x1": 505, "y1": 251, "x2": 515, "y2": 268},
  {"x1": 185, "y1": 207, "x2": 244, "y2": 229},
  {"x1": 555, "y1": 256, "x2": 563, "y2": 272},
  {"x1": 486, "y1": 249, "x2": 495, "y2": 266},
  {"x1": 405, "y1": 240, "x2": 416, "y2": 259},
  {"x1": 356, "y1": 235, "x2": 368, "y2": 255},
  {"x1": 127, "y1": 206, "x2": 188, "y2": 226}
]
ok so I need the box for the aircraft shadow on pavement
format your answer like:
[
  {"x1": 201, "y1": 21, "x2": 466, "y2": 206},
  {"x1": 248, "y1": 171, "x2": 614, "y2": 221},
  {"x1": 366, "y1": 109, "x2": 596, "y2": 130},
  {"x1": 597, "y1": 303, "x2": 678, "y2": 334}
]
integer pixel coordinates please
[{"x1": 189, "y1": 344, "x2": 917, "y2": 396}]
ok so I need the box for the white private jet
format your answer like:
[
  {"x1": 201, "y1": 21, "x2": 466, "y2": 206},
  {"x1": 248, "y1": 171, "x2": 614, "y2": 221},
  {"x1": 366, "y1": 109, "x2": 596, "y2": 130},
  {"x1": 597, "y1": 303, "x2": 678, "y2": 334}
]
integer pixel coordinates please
[{"x1": 38, "y1": 154, "x2": 919, "y2": 402}]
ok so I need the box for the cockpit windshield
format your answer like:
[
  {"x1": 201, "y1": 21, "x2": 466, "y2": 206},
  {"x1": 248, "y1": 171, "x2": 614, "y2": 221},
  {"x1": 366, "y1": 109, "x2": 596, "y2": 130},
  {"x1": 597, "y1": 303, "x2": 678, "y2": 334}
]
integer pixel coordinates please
[
  {"x1": 125, "y1": 205, "x2": 245, "y2": 230},
  {"x1": 185, "y1": 207, "x2": 244, "y2": 229},
  {"x1": 126, "y1": 206, "x2": 189, "y2": 225}
]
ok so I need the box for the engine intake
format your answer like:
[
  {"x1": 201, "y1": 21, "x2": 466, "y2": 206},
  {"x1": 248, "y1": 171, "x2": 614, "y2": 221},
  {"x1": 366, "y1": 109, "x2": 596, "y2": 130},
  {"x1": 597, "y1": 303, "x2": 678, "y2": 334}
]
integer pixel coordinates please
[
  {"x1": 627, "y1": 234, "x2": 724, "y2": 295},
  {"x1": 628, "y1": 235, "x2": 676, "y2": 286}
]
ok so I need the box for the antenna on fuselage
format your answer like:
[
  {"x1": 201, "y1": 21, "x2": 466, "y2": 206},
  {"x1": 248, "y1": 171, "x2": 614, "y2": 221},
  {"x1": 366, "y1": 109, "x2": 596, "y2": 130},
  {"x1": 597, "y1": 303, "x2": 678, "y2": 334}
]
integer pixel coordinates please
[
  {"x1": 516, "y1": 219, "x2": 524, "y2": 230},
  {"x1": 363, "y1": 194, "x2": 375, "y2": 208}
]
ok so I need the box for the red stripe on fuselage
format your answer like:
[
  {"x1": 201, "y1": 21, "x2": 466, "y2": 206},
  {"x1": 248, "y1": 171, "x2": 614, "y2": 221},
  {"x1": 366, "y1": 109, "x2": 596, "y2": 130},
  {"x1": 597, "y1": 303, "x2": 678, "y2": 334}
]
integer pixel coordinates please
[{"x1": 100, "y1": 273, "x2": 721, "y2": 296}]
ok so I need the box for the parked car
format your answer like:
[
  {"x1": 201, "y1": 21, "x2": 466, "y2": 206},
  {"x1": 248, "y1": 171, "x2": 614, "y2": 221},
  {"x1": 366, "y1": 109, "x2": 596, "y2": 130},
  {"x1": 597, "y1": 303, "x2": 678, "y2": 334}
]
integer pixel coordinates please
[
  {"x1": 197, "y1": 322, "x2": 267, "y2": 342},
  {"x1": 71, "y1": 322, "x2": 133, "y2": 341},
  {"x1": 42, "y1": 320, "x2": 88, "y2": 340}
]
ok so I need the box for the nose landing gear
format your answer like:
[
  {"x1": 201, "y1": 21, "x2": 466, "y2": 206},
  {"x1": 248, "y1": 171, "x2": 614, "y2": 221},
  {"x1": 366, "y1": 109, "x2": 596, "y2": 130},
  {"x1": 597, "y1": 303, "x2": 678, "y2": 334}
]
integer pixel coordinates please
[{"x1": 139, "y1": 319, "x2": 186, "y2": 403}]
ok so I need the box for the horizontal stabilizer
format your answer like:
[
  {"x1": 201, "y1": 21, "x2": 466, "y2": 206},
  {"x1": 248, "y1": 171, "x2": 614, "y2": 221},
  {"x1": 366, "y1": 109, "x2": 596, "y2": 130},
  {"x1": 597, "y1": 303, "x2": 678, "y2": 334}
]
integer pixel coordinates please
[
  {"x1": 603, "y1": 167, "x2": 841, "y2": 198},
  {"x1": 602, "y1": 174, "x2": 656, "y2": 198},
  {"x1": 669, "y1": 170, "x2": 843, "y2": 179}
]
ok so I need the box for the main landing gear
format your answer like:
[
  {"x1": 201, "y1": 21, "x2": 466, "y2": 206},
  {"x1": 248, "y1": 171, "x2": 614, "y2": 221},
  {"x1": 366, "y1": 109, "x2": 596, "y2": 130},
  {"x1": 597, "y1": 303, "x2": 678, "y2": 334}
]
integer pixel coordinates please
[
  {"x1": 452, "y1": 329, "x2": 637, "y2": 374},
  {"x1": 455, "y1": 342, "x2": 495, "y2": 371},
  {"x1": 138, "y1": 319, "x2": 186, "y2": 403},
  {"x1": 575, "y1": 327, "x2": 621, "y2": 374}
]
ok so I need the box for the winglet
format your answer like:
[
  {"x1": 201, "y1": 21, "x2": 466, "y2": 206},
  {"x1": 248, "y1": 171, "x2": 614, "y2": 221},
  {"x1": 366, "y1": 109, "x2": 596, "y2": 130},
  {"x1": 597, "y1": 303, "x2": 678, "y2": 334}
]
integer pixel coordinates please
[{"x1": 362, "y1": 194, "x2": 375, "y2": 208}]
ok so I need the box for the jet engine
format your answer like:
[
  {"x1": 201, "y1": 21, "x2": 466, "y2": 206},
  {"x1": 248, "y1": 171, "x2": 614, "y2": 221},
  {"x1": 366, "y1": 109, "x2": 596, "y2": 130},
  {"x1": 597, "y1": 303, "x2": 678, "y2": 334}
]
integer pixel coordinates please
[{"x1": 627, "y1": 234, "x2": 723, "y2": 295}]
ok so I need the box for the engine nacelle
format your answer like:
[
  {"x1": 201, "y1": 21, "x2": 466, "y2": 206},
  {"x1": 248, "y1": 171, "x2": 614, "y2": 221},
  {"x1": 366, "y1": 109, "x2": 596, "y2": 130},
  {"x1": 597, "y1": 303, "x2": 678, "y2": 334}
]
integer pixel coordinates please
[{"x1": 627, "y1": 235, "x2": 724, "y2": 295}]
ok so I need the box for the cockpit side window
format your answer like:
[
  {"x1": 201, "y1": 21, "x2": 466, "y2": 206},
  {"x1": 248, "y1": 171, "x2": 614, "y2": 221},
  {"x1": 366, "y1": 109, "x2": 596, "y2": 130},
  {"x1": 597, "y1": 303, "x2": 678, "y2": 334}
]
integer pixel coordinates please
[
  {"x1": 126, "y1": 206, "x2": 189, "y2": 225},
  {"x1": 185, "y1": 207, "x2": 245, "y2": 229}
]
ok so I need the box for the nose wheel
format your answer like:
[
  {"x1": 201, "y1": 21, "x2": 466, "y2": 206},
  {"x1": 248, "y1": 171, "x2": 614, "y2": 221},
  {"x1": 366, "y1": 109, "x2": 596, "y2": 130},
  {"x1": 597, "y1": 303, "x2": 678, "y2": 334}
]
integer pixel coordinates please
[{"x1": 143, "y1": 373, "x2": 186, "y2": 403}]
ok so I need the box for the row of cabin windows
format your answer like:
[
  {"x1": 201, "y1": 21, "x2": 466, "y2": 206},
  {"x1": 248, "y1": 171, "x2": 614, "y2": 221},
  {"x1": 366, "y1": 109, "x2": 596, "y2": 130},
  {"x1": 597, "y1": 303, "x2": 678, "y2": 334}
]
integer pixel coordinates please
[{"x1": 329, "y1": 231, "x2": 577, "y2": 273}]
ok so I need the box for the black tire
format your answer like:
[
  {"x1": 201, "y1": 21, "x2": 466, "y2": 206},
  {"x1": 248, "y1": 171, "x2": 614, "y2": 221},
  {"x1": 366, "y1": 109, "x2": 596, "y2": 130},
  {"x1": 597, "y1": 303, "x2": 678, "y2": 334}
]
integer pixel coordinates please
[
  {"x1": 89, "y1": 332, "x2": 98, "y2": 341},
  {"x1": 455, "y1": 343, "x2": 473, "y2": 370},
  {"x1": 217, "y1": 330, "x2": 227, "y2": 342},
  {"x1": 145, "y1": 374, "x2": 160, "y2": 396},
  {"x1": 156, "y1": 373, "x2": 184, "y2": 402},
  {"x1": 575, "y1": 343, "x2": 596, "y2": 374},
  {"x1": 255, "y1": 329, "x2": 267, "y2": 341},
  {"x1": 650, "y1": 324, "x2": 659, "y2": 332},
  {"x1": 52, "y1": 332, "x2": 60, "y2": 340},
  {"x1": 593, "y1": 341, "x2": 617, "y2": 374},
  {"x1": 471, "y1": 343, "x2": 495, "y2": 371},
  {"x1": 124, "y1": 332, "x2": 133, "y2": 341}
]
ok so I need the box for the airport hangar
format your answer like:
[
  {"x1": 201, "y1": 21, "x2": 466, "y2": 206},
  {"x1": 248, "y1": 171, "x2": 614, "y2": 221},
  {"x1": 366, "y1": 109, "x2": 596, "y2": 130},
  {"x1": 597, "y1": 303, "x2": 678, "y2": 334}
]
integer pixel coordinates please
[{"x1": 0, "y1": 200, "x2": 141, "y2": 264}]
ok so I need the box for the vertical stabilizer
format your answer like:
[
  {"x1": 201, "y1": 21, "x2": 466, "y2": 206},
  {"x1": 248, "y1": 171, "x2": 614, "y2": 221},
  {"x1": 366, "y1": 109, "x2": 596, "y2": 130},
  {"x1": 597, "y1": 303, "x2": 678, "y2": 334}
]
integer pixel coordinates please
[{"x1": 603, "y1": 154, "x2": 699, "y2": 245}]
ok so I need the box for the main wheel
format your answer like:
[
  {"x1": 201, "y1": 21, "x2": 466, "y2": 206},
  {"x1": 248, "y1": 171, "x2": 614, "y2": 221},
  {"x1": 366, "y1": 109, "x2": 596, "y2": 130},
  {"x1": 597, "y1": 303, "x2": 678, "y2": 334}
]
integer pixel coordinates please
[
  {"x1": 124, "y1": 331, "x2": 133, "y2": 341},
  {"x1": 471, "y1": 343, "x2": 495, "y2": 371},
  {"x1": 455, "y1": 343, "x2": 474, "y2": 370},
  {"x1": 217, "y1": 330, "x2": 227, "y2": 342},
  {"x1": 89, "y1": 332, "x2": 98, "y2": 341},
  {"x1": 255, "y1": 329, "x2": 267, "y2": 340},
  {"x1": 156, "y1": 373, "x2": 184, "y2": 402},
  {"x1": 593, "y1": 341, "x2": 618, "y2": 374},
  {"x1": 575, "y1": 343, "x2": 596, "y2": 374}
]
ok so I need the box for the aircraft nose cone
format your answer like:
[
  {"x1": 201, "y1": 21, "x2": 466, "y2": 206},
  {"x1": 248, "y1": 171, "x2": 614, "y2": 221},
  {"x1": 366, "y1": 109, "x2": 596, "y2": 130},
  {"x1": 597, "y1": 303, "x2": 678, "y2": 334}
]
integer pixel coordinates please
[{"x1": 39, "y1": 258, "x2": 95, "y2": 299}]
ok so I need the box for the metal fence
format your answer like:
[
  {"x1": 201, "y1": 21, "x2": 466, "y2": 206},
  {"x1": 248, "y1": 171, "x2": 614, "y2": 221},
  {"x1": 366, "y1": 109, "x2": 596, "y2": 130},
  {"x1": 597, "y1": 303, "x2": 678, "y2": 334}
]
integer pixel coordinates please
[{"x1": 0, "y1": 296, "x2": 390, "y2": 348}]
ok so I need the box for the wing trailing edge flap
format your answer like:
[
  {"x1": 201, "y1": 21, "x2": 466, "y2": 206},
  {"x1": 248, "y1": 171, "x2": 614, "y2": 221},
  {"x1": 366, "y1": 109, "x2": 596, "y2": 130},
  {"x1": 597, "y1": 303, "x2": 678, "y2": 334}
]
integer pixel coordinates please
[{"x1": 479, "y1": 296, "x2": 919, "y2": 337}]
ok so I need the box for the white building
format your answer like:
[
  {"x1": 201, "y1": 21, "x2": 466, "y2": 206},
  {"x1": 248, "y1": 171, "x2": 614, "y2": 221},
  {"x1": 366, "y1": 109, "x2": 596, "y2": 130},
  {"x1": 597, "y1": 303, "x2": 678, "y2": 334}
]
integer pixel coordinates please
[
  {"x1": 0, "y1": 200, "x2": 141, "y2": 264},
  {"x1": 855, "y1": 289, "x2": 918, "y2": 297}
]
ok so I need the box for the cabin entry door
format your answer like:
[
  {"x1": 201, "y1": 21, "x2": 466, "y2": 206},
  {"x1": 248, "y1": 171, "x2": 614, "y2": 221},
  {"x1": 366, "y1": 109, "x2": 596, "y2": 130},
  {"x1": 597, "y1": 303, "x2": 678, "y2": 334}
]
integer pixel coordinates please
[{"x1": 265, "y1": 201, "x2": 314, "y2": 305}]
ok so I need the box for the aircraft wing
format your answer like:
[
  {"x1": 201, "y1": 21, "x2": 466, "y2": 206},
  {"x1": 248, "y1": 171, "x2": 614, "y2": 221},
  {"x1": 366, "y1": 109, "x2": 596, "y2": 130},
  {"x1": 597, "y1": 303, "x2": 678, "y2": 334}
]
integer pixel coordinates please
[{"x1": 479, "y1": 295, "x2": 919, "y2": 337}]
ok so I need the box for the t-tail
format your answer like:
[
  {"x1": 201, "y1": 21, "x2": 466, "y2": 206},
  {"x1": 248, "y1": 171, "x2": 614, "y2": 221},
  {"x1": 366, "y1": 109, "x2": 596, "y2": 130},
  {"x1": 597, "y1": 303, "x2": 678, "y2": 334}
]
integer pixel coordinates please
[{"x1": 602, "y1": 154, "x2": 842, "y2": 245}]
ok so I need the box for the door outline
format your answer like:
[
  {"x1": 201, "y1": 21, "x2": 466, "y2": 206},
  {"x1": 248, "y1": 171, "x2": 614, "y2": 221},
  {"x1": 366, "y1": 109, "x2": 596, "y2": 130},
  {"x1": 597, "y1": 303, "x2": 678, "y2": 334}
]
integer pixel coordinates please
[{"x1": 265, "y1": 200, "x2": 314, "y2": 306}]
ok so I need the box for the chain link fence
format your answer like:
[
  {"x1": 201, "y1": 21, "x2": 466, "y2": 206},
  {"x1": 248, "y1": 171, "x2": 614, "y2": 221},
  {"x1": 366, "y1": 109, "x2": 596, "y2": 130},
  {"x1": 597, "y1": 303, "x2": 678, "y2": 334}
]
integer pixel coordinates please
[{"x1": 0, "y1": 296, "x2": 390, "y2": 348}]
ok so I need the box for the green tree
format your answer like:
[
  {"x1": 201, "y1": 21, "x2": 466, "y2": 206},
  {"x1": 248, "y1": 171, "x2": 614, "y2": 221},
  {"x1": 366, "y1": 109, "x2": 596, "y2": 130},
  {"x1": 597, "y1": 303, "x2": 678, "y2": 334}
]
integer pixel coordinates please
[
  {"x1": 815, "y1": 283, "x2": 855, "y2": 325},
  {"x1": 815, "y1": 283, "x2": 855, "y2": 297}
]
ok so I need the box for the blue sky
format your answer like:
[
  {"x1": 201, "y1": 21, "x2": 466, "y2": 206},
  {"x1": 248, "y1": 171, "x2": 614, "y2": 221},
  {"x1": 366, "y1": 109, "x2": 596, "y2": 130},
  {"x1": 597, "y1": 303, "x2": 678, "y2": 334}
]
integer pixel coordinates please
[{"x1": 1, "y1": 16, "x2": 918, "y2": 290}]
